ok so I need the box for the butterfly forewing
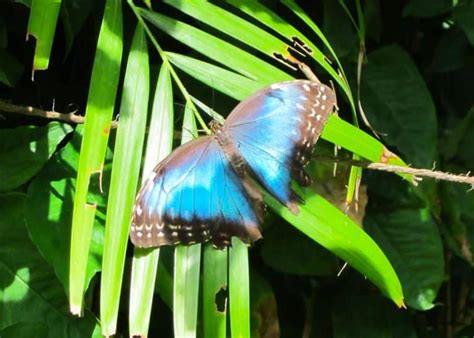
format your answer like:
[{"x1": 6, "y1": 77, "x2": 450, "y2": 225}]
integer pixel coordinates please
[
  {"x1": 131, "y1": 136, "x2": 262, "y2": 248},
  {"x1": 225, "y1": 80, "x2": 336, "y2": 214}
]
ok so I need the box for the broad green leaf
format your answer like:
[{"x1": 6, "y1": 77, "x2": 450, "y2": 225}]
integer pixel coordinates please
[
  {"x1": 0, "y1": 122, "x2": 72, "y2": 192},
  {"x1": 453, "y1": 0, "x2": 474, "y2": 45},
  {"x1": 27, "y1": 0, "x2": 62, "y2": 71},
  {"x1": 0, "y1": 193, "x2": 99, "y2": 337},
  {"x1": 432, "y1": 30, "x2": 469, "y2": 73},
  {"x1": 250, "y1": 270, "x2": 279, "y2": 338},
  {"x1": 332, "y1": 290, "x2": 417, "y2": 338},
  {"x1": 322, "y1": 0, "x2": 359, "y2": 59},
  {"x1": 129, "y1": 63, "x2": 174, "y2": 336},
  {"x1": 61, "y1": 0, "x2": 96, "y2": 55},
  {"x1": 261, "y1": 222, "x2": 338, "y2": 276},
  {"x1": 100, "y1": 22, "x2": 149, "y2": 336},
  {"x1": 403, "y1": 0, "x2": 452, "y2": 17},
  {"x1": 365, "y1": 174, "x2": 444, "y2": 310},
  {"x1": 440, "y1": 180, "x2": 474, "y2": 262},
  {"x1": 25, "y1": 127, "x2": 106, "y2": 293},
  {"x1": 0, "y1": 49, "x2": 23, "y2": 86},
  {"x1": 360, "y1": 44, "x2": 438, "y2": 168},
  {"x1": 69, "y1": 0, "x2": 123, "y2": 315},
  {"x1": 0, "y1": 322, "x2": 48, "y2": 338}
]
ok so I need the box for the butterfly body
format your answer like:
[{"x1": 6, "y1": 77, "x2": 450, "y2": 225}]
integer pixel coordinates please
[{"x1": 131, "y1": 80, "x2": 336, "y2": 248}]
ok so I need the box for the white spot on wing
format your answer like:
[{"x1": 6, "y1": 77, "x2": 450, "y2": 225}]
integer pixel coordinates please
[{"x1": 303, "y1": 84, "x2": 311, "y2": 91}]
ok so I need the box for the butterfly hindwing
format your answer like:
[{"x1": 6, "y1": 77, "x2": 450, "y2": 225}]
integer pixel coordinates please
[
  {"x1": 225, "y1": 80, "x2": 336, "y2": 214},
  {"x1": 131, "y1": 136, "x2": 262, "y2": 248}
]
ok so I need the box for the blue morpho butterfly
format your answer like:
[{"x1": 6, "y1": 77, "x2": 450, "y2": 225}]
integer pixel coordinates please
[{"x1": 130, "y1": 80, "x2": 336, "y2": 248}]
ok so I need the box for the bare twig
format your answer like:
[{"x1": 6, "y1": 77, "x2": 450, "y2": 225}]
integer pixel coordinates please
[
  {"x1": 316, "y1": 155, "x2": 474, "y2": 188},
  {"x1": 0, "y1": 100, "x2": 85, "y2": 124},
  {"x1": 0, "y1": 100, "x2": 118, "y2": 128}
]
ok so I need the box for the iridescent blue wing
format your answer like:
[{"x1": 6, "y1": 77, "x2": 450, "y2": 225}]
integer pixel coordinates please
[
  {"x1": 225, "y1": 80, "x2": 336, "y2": 214},
  {"x1": 131, "y1": 136, "x2": 262, "y2": 248}
]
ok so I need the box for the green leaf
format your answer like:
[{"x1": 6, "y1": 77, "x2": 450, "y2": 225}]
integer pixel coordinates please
[
  {"x1": 167, "y1": 52, "x2": 262, "y2": 101},
  {"x1": 440, "y1": 181, "x2": 474, "y2": 262},
  {"x1": 100, "y1": 22, "x2": 149, "y2": 336},
  {"x1": 265, "y1": 190, "x2": 405, "y2": 307},
  {"x1": 0, "y1": 122, "x2": 72, "y2": 192},
  {"x1": 249, "y1": 270, "x2": 279, "y2": 338},
  {"x1": 403, "y1": 0, "x2": 452, "y2": 17},
  {"x1": 322, "y1": 0, "x2": 359, "y2": 59},
  {"x1": 162, "y1": 0, "x2": 293, "y2": 60},
  {"x1": 0, "y1": 322, "x2": 49, "y2": 338},
  {"x1": 69, "y1": 0, "x2": 123, "y2": 315},
  {"x1": 139, "y1": 8, "x2": 291, "y2": 85},
  {"x1": 203, "y1": 245, "x2": 227, "y2": 338},
  {"x1": 360, "y1": 44, "x2": 438, "y2": 168},
  {"x1": 173, "y1": 103, "x2": 201, "y2": 338},
  {"x1": 0, "y1": 49, "x2": 23, "y2": 86},
  {"x1": 365, "y1": 174, "x2": 444, "y2": 310},
  {"x1": 129, "y1": 62, "x2": 174, "y2": 336},
  {"x1": 174, "y1": 245, "x2": 201, "y2": 338},
  {"x1": 60, "y1": 0, "x2": 96, "y2": 56},
  {"x1": 229, "y1": 238, "x2": 251, "y2": 338},
  {"x1": 0, "y1": 193, "x2": 99, "y2": 337},
  {"x1": 25, "y1": 127, "x2": 106, "y2": 293},
  {"x1": 332, "y1": 290, "x2": 417, "y2": 338},
  {"x1": 27, "y1": 0, "x2": 62, "y2": 71},
  {"x1": 261, "y1": 222, "x2": 338, "y2": 276},
  {"x1": 453, "y1": 0, "x2": 474, "y2": 45}
]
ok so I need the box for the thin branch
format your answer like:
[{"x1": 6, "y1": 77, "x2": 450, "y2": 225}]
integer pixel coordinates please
[
  {"x1": 0, "y1": 100, "x2": 84, "y2": 124},
  {"x1": 317, "y1": 155, "x2": 474, "y2": 188},
  {"x1": 0, "y1": 100, "x2": 118, "y2": 128}
]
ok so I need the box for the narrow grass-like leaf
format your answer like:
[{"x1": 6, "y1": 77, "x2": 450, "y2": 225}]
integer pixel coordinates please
[
  {"x1": 69, "y1": 0, "x2": 123, "y2": 315},
  {"x1": 265, "y1": 191, "x2": 405, "y2": 306},
  {"x1": 229, "y1": 238, "x2": 250, "y2": 338},
  {"x1": 322, "y1": 115, "x2": 413, "y2": 182},
  {"x1": 203, "y1": 245, "x2": 227, "y2": 338},
  {"x1": 166, "y1": 52, "x2": 262, "y2": 101},
  {"x1": 225, "y1": 0, "x2": 354, "y2": 110},
  {"x1": 100, "y1": 23, "x2": 149, "y2": 336},
  {"x1": 139, "y1": 9, "x2": 291, "y2": 85},
  {"x1": 174, "y1": 103, "x2": 201, "y2": 338},
  {"x1": 163, "y1": 0, "x2": 291, "y2": 56},
  {"x1": 27, "y1": 0, "x2": 61, "y2": 72},
  {"x1": 130, "y1": 63, "x2": 174, "y2": 336}
]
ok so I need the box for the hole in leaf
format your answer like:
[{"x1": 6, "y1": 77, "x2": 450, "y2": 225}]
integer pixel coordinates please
[{"x1": 215, "y1": 287, "x2": 228, "y2": 313}]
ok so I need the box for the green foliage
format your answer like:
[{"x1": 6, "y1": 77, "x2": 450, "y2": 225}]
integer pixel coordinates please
[{"x1": 1, "y1": 0, "x2": 473, "y2": 337}]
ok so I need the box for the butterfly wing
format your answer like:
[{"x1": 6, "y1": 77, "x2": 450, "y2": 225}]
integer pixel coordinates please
[
  {"x1": 131, "y1": 136, "x2": 262, "y2": 248},
  {"x1": 225, "y1": 80, "x2": 336, "y2": 214}
]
